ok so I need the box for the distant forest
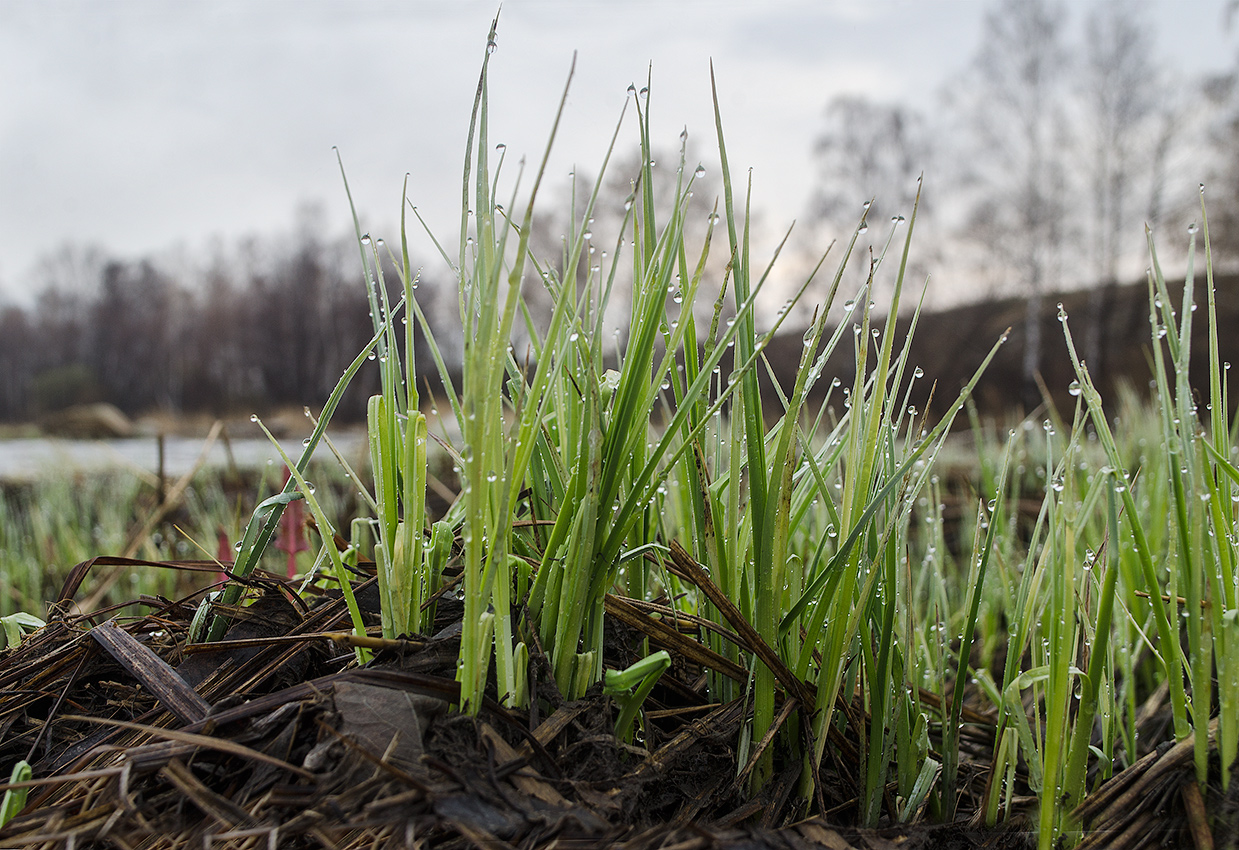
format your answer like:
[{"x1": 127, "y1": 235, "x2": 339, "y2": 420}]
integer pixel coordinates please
[
  {"x1": 6, "y1": 0, "x2": 1239, "y2": 423},
  {"x1": 0, "y1": 233, "x2": 449, "y2": 422}
]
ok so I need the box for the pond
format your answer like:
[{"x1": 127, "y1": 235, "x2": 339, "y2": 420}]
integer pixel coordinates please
[{"x1": 0, "y1": 432, "x2": 369, "y2": 481}]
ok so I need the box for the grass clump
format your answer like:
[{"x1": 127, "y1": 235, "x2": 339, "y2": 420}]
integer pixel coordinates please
[{"x1": 182, "y1": 18, "x2": 1239, "y2": 847}]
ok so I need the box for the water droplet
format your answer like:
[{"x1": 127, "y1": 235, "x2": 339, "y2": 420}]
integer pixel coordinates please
[
  {"x1": 627, "y1": 83, "x2": 637, "y2": 96},
  {"x1": 569, "y1": 332, "x2": 579, "y2": 342},
  {"x1": 249, "y1": 414, "x2": 259, "y2": 423},
  {"x1": 1068, "y1": 380, "x2": 1082, "y2": 396},
  {"x1": 694, "y1": 165, "x2": 706, "y2": 178},
  {"x1": 858, "y1": 224, "x2": 869, "y2": 235},
  {"x1": 302, "y1": 437, "x2": 311, "y2": 447},
  {"x1": 486, "y1": 40, "x2": 496, "y2": 54},
  {"x1": 913, "y1": 366, "x2": 924, "y2": 379},
  {"x1": 234, "y1": 541, "x2": 243, "y2": 552},
  {"x1": 495, "y1": 142, "x2": 506, "y2": 153}
]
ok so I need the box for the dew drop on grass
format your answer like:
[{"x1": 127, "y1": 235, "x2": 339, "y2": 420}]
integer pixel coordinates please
[
  {"x1": 858, "y1": 224, "x2": 869, "y2": 235},
  {"x1": 627, "y1": 83, "x2": 637, "y2": 96},
  {"x1": 569, "y1": 332, "x2": 579, "y2": 342},
  {"x1": 302, "y1": 437, "x2": 311, "y2": 447},
  {"x1": 250, "y1": 414, "x2": 259, "y2": 423},
  {"x1": 361, "y1": 234, "x2": 372, "y2": 246},
  {"x1": 1068, "y1": 380, "x2": 1082, "y2": 396},
  {"x1": 234, "y1": 541, "x2": 243, "y2": 552},
  {"x1": 694, "y1": 165, "x2": 706, "y2": 178},
  {"x1": 913, "y1": 366, "x2": 924, "y2": 379},
  {"x1": 495, "y1": 143, "x2": 506, "y2": 153}
]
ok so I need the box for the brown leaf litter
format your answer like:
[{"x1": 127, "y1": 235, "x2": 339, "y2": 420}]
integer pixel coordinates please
[{"x1": 0, "y1": 544, "x2": 1225, "y2": 849}]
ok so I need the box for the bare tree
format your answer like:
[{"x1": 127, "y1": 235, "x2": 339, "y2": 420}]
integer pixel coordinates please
[
  {"x1": 952, "y1": 0, "x2": 1071, "y2": 408},
  {"x1": 1079, "y1": 0, "x2": 1162, "y2": 369},
  {"x1": 809, "y1": 96, "x2": 929, "y2": 228},
  {"x1": 805, "y1": 95, "x2": 934, "y2": 311},
  {"x1": 1083, "y1": 0, "x2": 1159, "y2": 285}
]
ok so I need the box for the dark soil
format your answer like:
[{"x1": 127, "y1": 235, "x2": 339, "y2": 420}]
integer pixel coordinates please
[{"x1": 0, "y1": 551, "x2": 1223, "y2": 849}]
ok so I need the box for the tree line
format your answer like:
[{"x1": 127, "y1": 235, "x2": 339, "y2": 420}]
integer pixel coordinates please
[{"x1": 0, "y1": 228, "x2": 450, "y2": 422}]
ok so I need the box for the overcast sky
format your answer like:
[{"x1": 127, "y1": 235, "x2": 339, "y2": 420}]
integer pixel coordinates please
[{"x1": 1, "y1": 0, "x2": 1235, "y2": 303}]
